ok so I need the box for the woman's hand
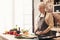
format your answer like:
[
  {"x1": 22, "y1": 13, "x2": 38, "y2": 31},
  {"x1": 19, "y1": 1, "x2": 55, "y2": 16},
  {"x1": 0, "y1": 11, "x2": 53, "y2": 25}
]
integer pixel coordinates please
[{"x1": 36, "y1": 31, "x2": 43, "y2": 35}]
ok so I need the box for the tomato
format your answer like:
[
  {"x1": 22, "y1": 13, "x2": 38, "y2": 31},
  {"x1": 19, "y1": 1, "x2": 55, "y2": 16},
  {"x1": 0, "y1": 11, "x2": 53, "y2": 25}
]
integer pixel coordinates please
[{"x1": 9, "y1": 31, "x2": 13, "y2": 35}]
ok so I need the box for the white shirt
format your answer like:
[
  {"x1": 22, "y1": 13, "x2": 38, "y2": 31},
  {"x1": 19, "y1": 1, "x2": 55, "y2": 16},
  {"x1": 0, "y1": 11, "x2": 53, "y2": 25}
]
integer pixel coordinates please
[{"x1": 34, "y1": 13, "x2": 44, "y2": 32}]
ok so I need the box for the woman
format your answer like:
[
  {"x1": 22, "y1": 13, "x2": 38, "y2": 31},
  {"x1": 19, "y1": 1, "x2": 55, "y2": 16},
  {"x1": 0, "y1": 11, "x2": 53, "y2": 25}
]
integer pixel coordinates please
[
  {"x1": 35, "y1": 2, "x2": 54, "y2": 35},
  {"x1": 35, "y1": 3, "x2": 56, "y2": 40},
  {"x1": 46, "y1": 0, "x2": 60, "y2": 25}
]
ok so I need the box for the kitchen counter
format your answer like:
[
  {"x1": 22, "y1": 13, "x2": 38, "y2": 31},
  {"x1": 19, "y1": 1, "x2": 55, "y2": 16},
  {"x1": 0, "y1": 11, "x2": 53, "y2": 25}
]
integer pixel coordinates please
[
  {"x1": 0, "y1": 33, "x2": 38, "y2": 40},
  {"x1": 0, "y1": 27, "x2": 60, "y2": 40},
  {"x1": 1, "y1": 33, "x2": 60, "y2": 40}
]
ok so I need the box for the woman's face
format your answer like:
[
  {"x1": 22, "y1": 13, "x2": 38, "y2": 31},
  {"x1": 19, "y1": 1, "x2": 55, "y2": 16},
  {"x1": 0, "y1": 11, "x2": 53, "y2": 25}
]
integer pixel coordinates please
[{"x1": 39, "y1": 5, "x2": 45, "y2": 14}]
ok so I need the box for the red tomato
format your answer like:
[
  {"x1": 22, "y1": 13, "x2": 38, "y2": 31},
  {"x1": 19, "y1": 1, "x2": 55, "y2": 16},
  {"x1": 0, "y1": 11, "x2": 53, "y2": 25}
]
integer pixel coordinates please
[{"x1": 9, "y1": 31, "x2": 13, "y2": 35}]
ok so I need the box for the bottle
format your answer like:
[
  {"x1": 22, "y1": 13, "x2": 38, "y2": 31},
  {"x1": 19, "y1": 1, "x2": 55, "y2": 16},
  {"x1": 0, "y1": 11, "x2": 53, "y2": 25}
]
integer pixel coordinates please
[{"x1": 16, "y1": 26, "x2": 20, "y2": 34}]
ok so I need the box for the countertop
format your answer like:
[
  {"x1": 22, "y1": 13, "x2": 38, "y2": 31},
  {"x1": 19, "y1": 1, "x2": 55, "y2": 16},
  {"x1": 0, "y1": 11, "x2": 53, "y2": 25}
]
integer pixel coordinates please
[
  {"x1": 0, "y1": 33, "x2": 38, "y2": 40},
  {"x1": 0, "y1": 27, "x2": 60, "y2": 40}
]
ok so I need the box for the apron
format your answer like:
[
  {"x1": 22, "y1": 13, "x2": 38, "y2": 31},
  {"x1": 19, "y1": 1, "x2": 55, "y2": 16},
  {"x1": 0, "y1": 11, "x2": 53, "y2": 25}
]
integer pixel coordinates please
[{"x1": 35, "y1": 13, "x2": 56, "y2": 39}]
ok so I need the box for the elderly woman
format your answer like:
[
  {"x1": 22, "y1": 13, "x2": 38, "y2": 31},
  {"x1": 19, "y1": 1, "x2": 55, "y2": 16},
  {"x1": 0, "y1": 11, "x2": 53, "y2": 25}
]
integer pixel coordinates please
[
  {"x1": 35, "y1": 0, "x2": 60, "y2": 40},
  {"x1": 35, "y1": 2, "x2": 56, "y2": 40},
  {"x1": 35, "y1": 2, "x2": 54, "y2": 35}
]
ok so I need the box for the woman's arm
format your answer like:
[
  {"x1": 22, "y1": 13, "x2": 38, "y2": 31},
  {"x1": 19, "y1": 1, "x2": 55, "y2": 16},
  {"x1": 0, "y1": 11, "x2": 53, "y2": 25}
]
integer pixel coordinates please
[
  {"x1": 52, "y1": 13, "x2": 60, "y2": 23},
  {"x1": 41, "y1": 13, "x2": 54, "y2": 34}
]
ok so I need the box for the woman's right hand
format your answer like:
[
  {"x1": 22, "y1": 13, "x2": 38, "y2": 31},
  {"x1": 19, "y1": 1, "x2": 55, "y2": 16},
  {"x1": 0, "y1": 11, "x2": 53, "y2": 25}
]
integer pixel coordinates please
[{"x1": 36, "y1": 31, "x2": 42, "y2": 35}]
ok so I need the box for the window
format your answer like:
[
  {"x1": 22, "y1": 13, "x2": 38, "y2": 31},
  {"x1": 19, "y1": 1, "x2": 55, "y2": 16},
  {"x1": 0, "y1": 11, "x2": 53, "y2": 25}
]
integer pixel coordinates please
[
  {"x1": 0, "y1": 0, "x2": 33, "y2": 33},
  {"x1": 0, "y1": 0, "x2": 13, "y2": 33}
]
